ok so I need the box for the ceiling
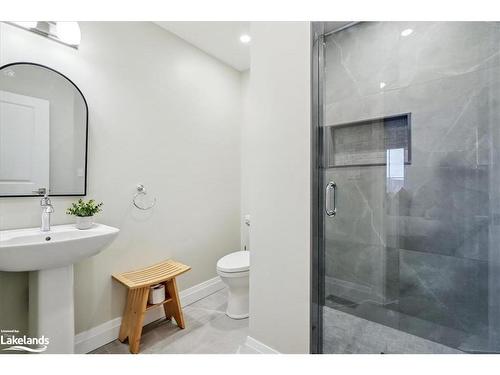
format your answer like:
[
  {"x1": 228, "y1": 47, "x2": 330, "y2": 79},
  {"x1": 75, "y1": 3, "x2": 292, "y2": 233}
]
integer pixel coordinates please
[{"x1": 155, "y1": 22, "x2": 251, "y2": 71}]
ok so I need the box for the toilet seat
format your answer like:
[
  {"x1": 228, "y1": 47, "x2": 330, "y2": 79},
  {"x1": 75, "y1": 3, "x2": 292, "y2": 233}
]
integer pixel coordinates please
[
  {"x1": 216, "y1": 251, "x2": 249, "y2": 273},
  {"x1": 217, "y1": 269, "x2": 249, "y2": 278}
]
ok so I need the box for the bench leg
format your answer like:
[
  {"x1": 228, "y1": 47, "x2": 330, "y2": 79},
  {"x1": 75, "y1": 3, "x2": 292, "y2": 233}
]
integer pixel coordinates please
[
  {"x1": 120, "y1": 287, "x2": 149, "y2": 354},
  {"x1": 163, "y1": 279, "x2": 185, "y2": 329},
  {"x1": 118, "y1": 288, "x2": 134, "y2": 342}
]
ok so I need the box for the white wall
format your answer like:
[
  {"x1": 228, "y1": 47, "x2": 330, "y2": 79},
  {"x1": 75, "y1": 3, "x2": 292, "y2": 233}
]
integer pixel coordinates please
[
  {"x1": 240, "y1": 69, "x2": 250, "y2": 251},
  {"x1": 0, "y1": 22, "x2": 242, "y2": 335},
  {"x1": 246, "y1": 22, "x2": 311, "y2": 353}
]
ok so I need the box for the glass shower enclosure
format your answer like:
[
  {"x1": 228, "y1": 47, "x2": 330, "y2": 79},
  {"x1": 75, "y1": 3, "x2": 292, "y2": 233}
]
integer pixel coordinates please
[{"x1": 311, "y1": 21, "x2": 500, "y2": 354}]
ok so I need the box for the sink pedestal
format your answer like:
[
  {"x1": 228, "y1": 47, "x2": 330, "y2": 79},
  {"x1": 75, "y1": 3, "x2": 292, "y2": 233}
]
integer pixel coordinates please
[
  {"x1": 1, "y1": 224, "x2": 120, "y2": 354},
  {"x1": 29, "y1": 265, "x2": 75, "y2": 354}
]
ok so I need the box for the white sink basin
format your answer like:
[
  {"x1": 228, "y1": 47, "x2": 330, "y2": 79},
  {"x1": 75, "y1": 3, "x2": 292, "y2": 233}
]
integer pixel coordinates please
[
  {"x1": 0, "y1": 223, "x2": 119, "y2": 354},
  {"x1": 0, "y1": 224, "x2": 119, "y2": 272}
]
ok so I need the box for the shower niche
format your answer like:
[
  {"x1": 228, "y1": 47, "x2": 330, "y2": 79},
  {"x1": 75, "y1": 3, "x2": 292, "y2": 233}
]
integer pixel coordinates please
[{"x1": 322, "y1": 113, "x2": 411, "y2": 168}]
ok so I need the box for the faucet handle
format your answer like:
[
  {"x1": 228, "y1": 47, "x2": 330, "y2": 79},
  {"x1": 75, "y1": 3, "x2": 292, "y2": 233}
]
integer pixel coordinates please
[{"x1": 40, "y1": 191, "x2": 52, "y2": 207}]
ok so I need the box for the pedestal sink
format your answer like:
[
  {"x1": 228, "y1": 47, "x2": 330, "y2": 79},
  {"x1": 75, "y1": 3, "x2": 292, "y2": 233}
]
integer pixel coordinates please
[{"x1": 0, "y1": 224, "x2": 119, "y2": 354}]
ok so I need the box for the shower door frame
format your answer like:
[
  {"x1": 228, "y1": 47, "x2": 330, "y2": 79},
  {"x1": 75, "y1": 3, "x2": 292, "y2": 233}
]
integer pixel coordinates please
[
  {"x1": 311, "y1": 21, "x2": 363, "y2": 354},
  {"x1": 310, "y1": 22, "x2": 325, "y2": 354}
]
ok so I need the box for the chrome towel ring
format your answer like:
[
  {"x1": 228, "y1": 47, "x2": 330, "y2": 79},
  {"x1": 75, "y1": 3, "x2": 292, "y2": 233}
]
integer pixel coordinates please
[{"x1": 133, "y1": 184, "x2": 157, "y2": 210}]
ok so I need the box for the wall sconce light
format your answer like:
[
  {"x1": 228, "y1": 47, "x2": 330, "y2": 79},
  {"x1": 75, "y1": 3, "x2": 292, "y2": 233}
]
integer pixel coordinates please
[{"x1": 6, "y1": 21, "x2": 81, "y2": 49}]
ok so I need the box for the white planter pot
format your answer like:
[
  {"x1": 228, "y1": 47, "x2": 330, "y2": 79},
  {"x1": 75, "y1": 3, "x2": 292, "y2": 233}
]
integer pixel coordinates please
[{"x1": 75, "y1": 216, "x2": 94, "y2": 230}]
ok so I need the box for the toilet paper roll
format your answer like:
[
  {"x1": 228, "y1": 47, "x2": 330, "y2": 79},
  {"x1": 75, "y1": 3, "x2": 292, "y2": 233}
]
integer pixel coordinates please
[{"x1": 148, "y1": 283, "x2": 166, "y2": 305}]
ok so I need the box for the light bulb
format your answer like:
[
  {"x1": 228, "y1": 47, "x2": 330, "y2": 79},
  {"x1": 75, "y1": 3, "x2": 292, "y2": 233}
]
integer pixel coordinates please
[
  {"x1": 401, "y1": 29, "x2": 413, "y2": 37},
  {"x1": 56, "y1": 22, "x2": 81, "y2": 46},
  {"x1": 239, "y1": 34, "x2": 251, "y2": 44}
]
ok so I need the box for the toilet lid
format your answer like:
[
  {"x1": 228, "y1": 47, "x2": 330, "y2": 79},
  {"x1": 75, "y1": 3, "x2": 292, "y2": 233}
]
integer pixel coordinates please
[{"x1": 217, "y1": 251, "x2": 249, "y2": 273}]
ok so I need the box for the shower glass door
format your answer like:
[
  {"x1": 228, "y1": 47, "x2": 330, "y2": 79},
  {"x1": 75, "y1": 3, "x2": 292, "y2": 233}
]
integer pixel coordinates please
[{"x1": 316, "y1": 21, "x2": 500, "y2": 354}]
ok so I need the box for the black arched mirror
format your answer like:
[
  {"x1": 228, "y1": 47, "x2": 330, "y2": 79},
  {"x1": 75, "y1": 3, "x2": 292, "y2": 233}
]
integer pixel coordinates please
[{"x1": 0, "y1": 62, "x2": 88, "y2": 197}]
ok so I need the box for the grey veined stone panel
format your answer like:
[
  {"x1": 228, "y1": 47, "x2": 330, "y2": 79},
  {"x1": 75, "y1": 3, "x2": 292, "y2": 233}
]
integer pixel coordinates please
[
  {"x1": 324, "y1": 22, "x2": 500, "y2": 108},
  {"x1": 322, "y1": 306, "x2": 463, "y2": 354}
]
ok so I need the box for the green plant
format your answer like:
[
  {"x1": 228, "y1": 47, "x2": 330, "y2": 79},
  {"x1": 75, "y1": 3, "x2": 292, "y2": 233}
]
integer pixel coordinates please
[{"x1": 66, "y1": 199, "x2": 103, "y2": 217}]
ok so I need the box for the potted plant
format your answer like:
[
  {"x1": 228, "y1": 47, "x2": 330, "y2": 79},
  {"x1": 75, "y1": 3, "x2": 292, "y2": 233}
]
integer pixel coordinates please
[{"x1": 66, "y1": 199, "x2": 103, "y2": 230}]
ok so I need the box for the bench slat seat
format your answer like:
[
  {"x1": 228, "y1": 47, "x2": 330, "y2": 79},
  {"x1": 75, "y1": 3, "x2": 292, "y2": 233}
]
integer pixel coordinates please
[{"x1": 113, "y1": 259, "x2": 190, "y2": 289}]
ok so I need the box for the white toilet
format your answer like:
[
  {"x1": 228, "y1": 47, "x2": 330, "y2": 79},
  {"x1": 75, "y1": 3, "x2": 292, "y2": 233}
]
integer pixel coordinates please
[{"x1": 217, "y1": 251, "x2": 249, "y2": 319}]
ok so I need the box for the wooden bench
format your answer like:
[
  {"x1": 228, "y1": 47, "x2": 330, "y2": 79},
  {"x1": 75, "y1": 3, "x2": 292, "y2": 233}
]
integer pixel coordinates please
[{"x1": 112, "y1": 259, "x2": 191, "y2": 353}]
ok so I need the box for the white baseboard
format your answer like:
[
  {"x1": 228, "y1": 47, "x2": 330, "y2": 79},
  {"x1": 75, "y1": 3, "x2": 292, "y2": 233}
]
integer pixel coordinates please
[
  {"x1": 245, "y1": 336, "x2": 280, "y2": 354},
  {"x1": 179, "y1": 276, "x2": 224, "y2": 307},
  {"x1": 74, "y1": 276, "x2": 224, "y2": 354}
]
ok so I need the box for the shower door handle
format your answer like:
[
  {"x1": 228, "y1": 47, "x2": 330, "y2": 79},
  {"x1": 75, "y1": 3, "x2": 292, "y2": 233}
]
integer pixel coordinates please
[{"x1": 325, "y1": 181, "x2": 336, "y2": 217}]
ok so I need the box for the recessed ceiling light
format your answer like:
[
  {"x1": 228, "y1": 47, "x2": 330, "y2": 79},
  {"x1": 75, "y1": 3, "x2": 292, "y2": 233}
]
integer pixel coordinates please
[
  {"x1": 401, "y1": 29, "x2": 413, "y2": 37},
  {"x1": 380, "y1": 82, "x2": 386, "y2": 89},
  {"x1": 239, "y1": 34, "x2": 251, "y2": 44}
]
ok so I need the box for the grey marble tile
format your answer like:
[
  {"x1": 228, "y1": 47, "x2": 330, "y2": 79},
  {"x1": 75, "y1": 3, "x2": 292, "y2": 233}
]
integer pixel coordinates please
[
  {"x1": 324, "y1": 22, "x2": 500, "y2": 107},
  {"x1": 144, "y1": 313, "x2": 248, "y2": 354},
  {"x1": 91, "y1": 289, "x2": 249, "y2": 354},
  {"x1": 322, "y1": 306, "x2": 462, "y2": 354},
  {"x1": 184, "y1": 288, "x2": 228, "y2": 314},
  {"x1": 399, "y1": 250, "x2": 488, "y2": 334},
  {"x1": 235, "y1": 344, "x2": 260, "y2": 354}
]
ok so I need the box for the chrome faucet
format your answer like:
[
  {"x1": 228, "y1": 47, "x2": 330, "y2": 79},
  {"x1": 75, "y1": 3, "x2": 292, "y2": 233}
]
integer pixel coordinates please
[{"x1": 40, "y1": 192, "x2": 54, "y2": 232}]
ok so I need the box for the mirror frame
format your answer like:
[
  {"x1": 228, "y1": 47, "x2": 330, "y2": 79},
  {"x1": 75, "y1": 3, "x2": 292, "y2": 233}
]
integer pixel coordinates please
[{"x1": 0, "y1": 62, "x2": 89, "y2": 197}]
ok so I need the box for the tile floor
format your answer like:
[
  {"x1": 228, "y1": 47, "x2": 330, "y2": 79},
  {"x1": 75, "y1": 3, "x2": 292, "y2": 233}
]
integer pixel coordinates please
[
  {"x1": 91, "y1": 288, "x2": 257, "y2": 354},
  {"x1": 322, "y1": 306, "x2": 462, "y2": 354}
]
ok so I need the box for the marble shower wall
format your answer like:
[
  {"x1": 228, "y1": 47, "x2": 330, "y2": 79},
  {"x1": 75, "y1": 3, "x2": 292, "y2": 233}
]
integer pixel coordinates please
[{"x1": 322, "y1": 21, "x2": 500, "y2": 351}]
